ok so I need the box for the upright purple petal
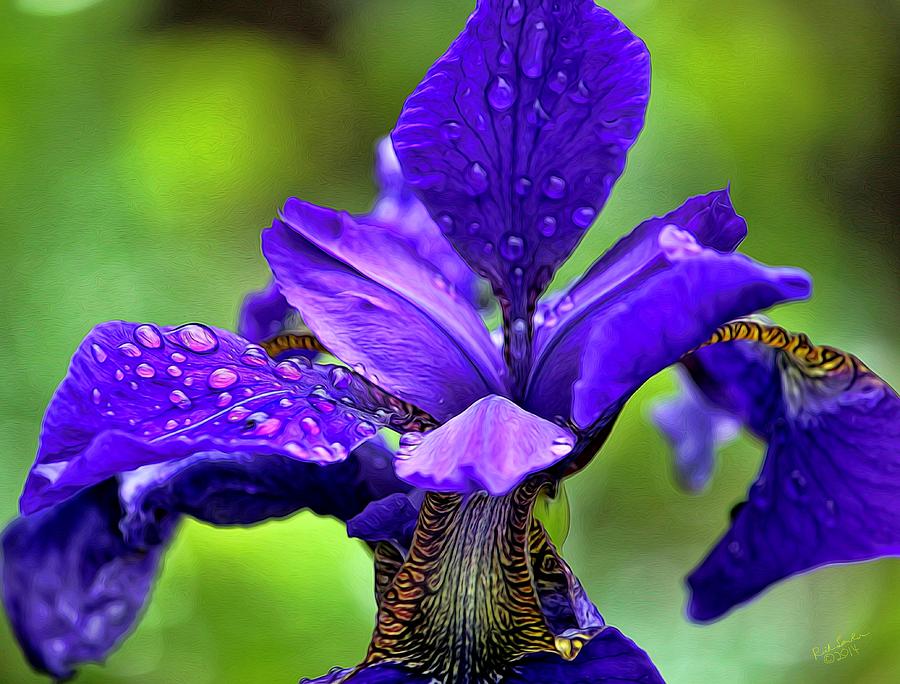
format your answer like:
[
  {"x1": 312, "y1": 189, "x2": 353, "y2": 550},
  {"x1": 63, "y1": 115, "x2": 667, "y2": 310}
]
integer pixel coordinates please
[
  {"x1": 682, "y1": 339, "x2": 900, "y2": 621},
  {"x1": 503, "y1": 626, "x2": 665, "y2": 683},
  {"x1": 1, "y1": 481, "x2": 167, "y2": 680},
  {"x1": 22, "y1": 321, "x2": 394, "y2": 514},
  {"x1": 371, "y1": 137, "x2": 486, "y2": 309},
  {"x1": 526, "y1": 190, "x2": 749, "y2": 420},
  {"x1": 263, "y1": 210, "x2": 506, "y2": 420},
  {"x1": 393, "y1": 394, "x2": 576, "y2": 495},
  {"x1": 523, "y1": 216, "x2": 809, "y2": 426},
  {"x1": 392, "y1": 0, "x2": 650, "y2": 317}
]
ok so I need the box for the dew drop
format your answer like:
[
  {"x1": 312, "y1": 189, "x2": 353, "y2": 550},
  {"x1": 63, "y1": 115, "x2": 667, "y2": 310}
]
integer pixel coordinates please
[
  {"x1": 208, "y1": 367, "x2": 239, "y2": 389},
  {"x1": 464, "y1": 161, "x2": 489, "y2": 196},
  {"x1": 441, "y1": 120, "x2": 462, "y2": 141},
  {"x1": 227, "y1": 406, "x2": 251, "y2": 423},
  {"x1": 330, "y1": 367, "x2": 352, "y2": 390},
  {"x1": 115, "y1": 369, "x2": 125, "y2": 381},
  {"x1": 253, "y1": 417, "x2": 283, "y2": 437},
  {"x1": 134, "y1": 324, "x2": 163, "y2": 349},
  {"x1": 217, "y1": 392, "x2": 233, "y2": 407},
  {"x1": 500, "y1": 234, "x2": 526, "y2": 261},
  {"x1": 168, "y1": 389, "x2": 191, "y2": 409},
  {"x1": 514, "y1": 176, "x2": 533, "y2": 196},
  {"x1": 522, "y1": 21, "x2": 548, "y2": 78},
  {"x1": 117, "y1": 342, "x2": 142, "y2": 358},
  {"x1": 550, "y1": 437, "x2": 574, "y2": 457},
  {"x1": 166, "y1": 365, "x2": 182, "y2": 378},
  {"x1": 91, "y1": 388, "x2": 102, "y2": 405},
  {"x1": 556, "y1": 295, "x2": 575, "y2": 314},
  {"x1": 170, "y1": 352, "x2": 187, "y2": 363},
  {"x1": 91, "y1": 344, "x2": 108, "y2": 363},
  {"x1": 570, "y1": 79, "x2": 591, "y2": 104},
  {"x1": 497, "y1": 42, "x2": 513, "y2": 66},
  {"x1": 329, "y1": 442, "x2": 348, "y2": 461},
  {"x1": 506, "y1": 0, "x2": 524, "y2": 25},
  {"x1": 279, "y1": 398, "x2": 294, "y2": 408},
  {"x1": 164, "y1": 419, "x2": 178, "y2": 431},
  {"x1": 183, "y1": 377, "x2": 194, "y2": 387},
  {"x1": 275, "y1": 361, "x2": 303, "y2": 381},
  {"x1": 310, "y1": 396, "x2": 335, "y2": 414},
  {"x1": 357, "y1": 421, "x2": 377, "y2": 437},
  {"x1": 487, "y1": 76, "x2": 516, "y2": 111},
  {"x1": 311, "y1": 445, "x2": 339, "y2": 463},
  {"x1": 240, "y1": 345, "x2": 269, "y2": 367},
  {"x1": 167, "y1": 324, "x2": 218, "y2": 354},
  {"x1": 539, "y1": 216, "x2": 558, "y2": 237},
  {"x1": 300, "y1": 416, "x2": 321, "y2": 436},
  {"x1": 437, "y1": 212, "x2": 455, "y2": 232},
  {"x1": 549, "y1": 70, "x2": 568, "y2": 94},
  {"x1": 135, "y1": 363, "x2": 156, "y2": 379},
  {"x1": 284, "y1": 442, "x2": 308, "y2": 459},
  {"x1": 573, "y1": 206, "x2": 597, "y2": 229},
  {"x1": 543, "y1": 175, "x2": 567, "y2": 199},
  {"x1": 129, "y1": 381, "x2": 139, "y2": 391}
]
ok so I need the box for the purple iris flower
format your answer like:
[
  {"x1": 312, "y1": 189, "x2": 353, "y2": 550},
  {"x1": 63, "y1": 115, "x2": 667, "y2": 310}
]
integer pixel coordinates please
[{"x1": 3, "y1": 1, "x2": 898, "y2": 682}]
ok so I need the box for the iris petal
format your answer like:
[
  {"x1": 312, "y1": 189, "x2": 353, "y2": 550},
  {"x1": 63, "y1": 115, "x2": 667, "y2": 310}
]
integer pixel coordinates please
[
  {"x1": 393, "y1": 0, "x2": 650, "y2": 317},
  {"x1": 21, "y1": 321, "x2": 396, "y2": 514},
  {"x1": 679, "y1": 327, "x2": 900, "y2": 622},
  {"x1": 1, "y1": 481, "x2": 167, "y2": 680},
  {"x1": 263, "y1": 210, "x2": 505, "y2": 420}
]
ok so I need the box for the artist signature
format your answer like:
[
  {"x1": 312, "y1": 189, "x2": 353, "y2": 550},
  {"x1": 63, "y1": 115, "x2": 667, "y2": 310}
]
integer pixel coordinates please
[{"x1": 810, "y1": 632, "x2": 869, "y2": 664}]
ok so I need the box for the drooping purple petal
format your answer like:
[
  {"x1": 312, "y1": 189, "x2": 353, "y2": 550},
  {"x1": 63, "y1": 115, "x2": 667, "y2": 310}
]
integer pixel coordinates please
[
  {"x1": 503, "y1": 626, "x2": 665, "y2": 683},
  {"x1": 651, "y1": 368, "x2": 740, "y2": 492},
  {"x1": 345, "y1": 491, "x2": 422, "y2": 551},
  {"x1": 526, "y1": 189, "x2": 751, "y2": 420},
  {"x1": 682, "y1": 341, "x2": 900, "y2": 622},
  {"x1": 263, "y1": 212, "x2": 506, "y2": 420},
  {"x1": 392, "y1": 0, "x2": 650, "y2": 313},
  {"x1": 371, "y1": 137, "x2": 486, "y2": 309},
  {"x1": 523, "y1": 221, "x2": 810, "y2": 427},
  {"x1": 22, "y1": 321, "x2": 394, "y2": 515},
  {"x1": 119, "y1": 439, "x2": 408, "y2": 548},
  {"x1": 393, "y1": 394, "x2": 576, "y2": 495},
  {"x1": 300, "y1": 664, "x2": 432, "y2": 683},
  {"x1": 1, "y1": 481, "x2": 167, "y2": 680}
]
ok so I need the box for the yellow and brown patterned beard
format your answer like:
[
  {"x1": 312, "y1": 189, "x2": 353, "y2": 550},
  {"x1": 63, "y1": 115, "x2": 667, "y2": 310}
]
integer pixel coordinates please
[{"x1": 360, "y1": 476, "x2": 601, "y2": 684}]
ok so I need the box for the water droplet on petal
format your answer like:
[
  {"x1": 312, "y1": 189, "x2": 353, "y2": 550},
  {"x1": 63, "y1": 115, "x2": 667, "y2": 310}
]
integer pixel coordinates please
[
  {"x1": 497, "y1": 41, "x2": 513, "y2": 66},
  {"x1": 522, "y1": 21, "x2": 548, "y2": 78},
  {"x1": 117, "y1": 343, "x2": 142, "y2": 358},
  {"x1": 437, "y1": 212, "x2": 455, "y2": 232},
  {"x1": 514, "y1": 176, "x2": 533, "y2": 196},
  {"x1": 506, "y1": 0, "x2": 524, "y2": 25},
  {"x1": 134, "y1": 324, "x2": 163, "y2": 349},
  {"x1": 487, "y1": 76, "x2": 516, "y2": 111},
  {"x1": 279, "y1": 398, "x2": 294, "y2": 408},
  {"x1": 300, "y1": 416, "x2": 321, "y2": 436},
  {"x1": 171, "y1": 352, "x2": 186, "y2": 363},
  {"x1": 310, "y1": 396, "x2": 335, "y2": 414},
  {"x1": 311, "y1": 445, "x2": 339, "y2": 463},
  {"x1": 549, "y1": 70, "x2": 568, "y2": 94},
  {"x1": 543, "y1": 175, "x2": 567, "y2": 200},
  {"x1": 240, "y1": 345, "x2": 269, "y2": 367},
  {"x1": 329, "y1": 367, "x2": 352, "y2": 389},
  {"x1": 329, "y1": 442, "x2": 348, "y2": 461},
  {"x1": 115, "y1": 369, "x2": 125, "y2": 381},
  {"x1": 253, "y1": 417, "x2": 283, "y2": 437},
  {"x1": 217, "y1": 392, "x2": 233, "y2": 407},
  {"x1": 357, "y1": 421, "x2": 377, "y2": 437},
  {"x1": 227, "y1": 406, "x2": 251, "y2": 423},
  {"x1": 208, "y1": 367, "x2": 239, "y2": 389},
  {"x1": 464, "y1": 161, "x2": 489, "y2": 196},
  {"x1": 500, "y1": 234, "x2": 526, "y2": 261},
  {"x1": 275, "y1": 361, "x2": 303, "y2": 381},
  {"x1": 166, "y1": 365, "x2": 182, "y2": 378},
  {"x1": 540, "y1": 216, "x2": 557, "y2": 237},
  {"x1": 550, "y1": 436, "x2": 573, "y2": 457},
  {"x1": 168, "y1": 389, "x2": 191, "y2": 409},
  {"x1": 556, "y1": 295, "x2": 574, "y2": 313},
  {"x1": 135, "y1": 363, "x2": 156, "y2": 379},
  {"x1": 91, "y1": 344, "x2": 108, "y2": 363},
  {"x1": 167, "y1": 324, "x2": 218, "y2": 354},
  {"x1": 573, "y1": 206, "x2": 596, "y2": 229},
  {"x1": 441, "y1": 120, "x2": 462, "y2": 142},
  {"x1": 91, "y1": 388, "x2": 102, "y2": 405},
  {"x1": 129, "y1": 381, "x2": 139, "y2": 391},
  {"x1": 164, "y1": 419, "x2": 178, "y2": 431}
]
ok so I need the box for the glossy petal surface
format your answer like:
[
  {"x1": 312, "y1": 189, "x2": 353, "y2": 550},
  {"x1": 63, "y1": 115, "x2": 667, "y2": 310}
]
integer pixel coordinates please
[
  {"x1": 264, "y1": 211, "x2": 505, "y2": 420},
  {"x1": 393, "y1": 0, "x2": 650, "y2": 308},
  {"x1": 652, "y1": 368, "x2": 740, "y2": 492},
  {"x1": 372, "y1": 137, "x2": 484, "y2": 308},
  {"x1": 504, "y1": 626, "x2": 665, "y2": 683},
  {"x1": 1, "y1": 482, "x2": 166, "y2": 680},
  {"x1": 684, "y1": 342, "x2": 900, "y2": 621},
  {"x1": 119, "y1": 440, "x2": 407, "y2": 548},
  {"x1": 22, "y1": 321, "x2": 390, "y2": 514},
  {"x1": 394, "y1": 394, "x2": 576, "y2": 495},
  {"x1": 526, "y1": 190, "x2": 751, "y2": 420}
]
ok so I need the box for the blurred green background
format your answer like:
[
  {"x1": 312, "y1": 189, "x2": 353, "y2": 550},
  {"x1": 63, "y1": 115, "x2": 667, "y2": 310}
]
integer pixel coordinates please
[{"x1": 1, "y1": 0, "x2": 897, "y2": 681}]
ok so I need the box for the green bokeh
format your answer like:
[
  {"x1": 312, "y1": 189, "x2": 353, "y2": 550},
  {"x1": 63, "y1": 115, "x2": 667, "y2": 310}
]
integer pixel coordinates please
[{"x1": 1, "y1": 1, "x2": 897, "y2": 682}]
